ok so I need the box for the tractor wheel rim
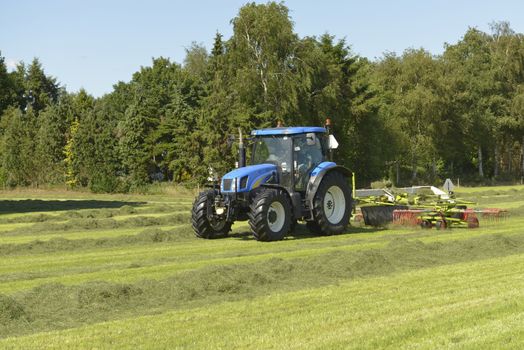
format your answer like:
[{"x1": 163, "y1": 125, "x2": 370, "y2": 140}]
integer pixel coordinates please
[
  {"x1": 324, "y1": 186, "x2": 345, "y2": 224},
  {"x1": 267, "y1": 201, "x2": 285, "y2": 232}
]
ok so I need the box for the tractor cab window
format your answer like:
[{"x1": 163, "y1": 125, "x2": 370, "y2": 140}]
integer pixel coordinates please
[
  {"x1": 293, "y1": 133, "x2": 326, "y2": 191},
  {"x1": 252, "y1": 136, "x2": 293, "y2": 188}
]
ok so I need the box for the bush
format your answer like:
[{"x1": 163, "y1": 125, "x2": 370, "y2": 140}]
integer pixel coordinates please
[{"x1": 89, "y1": 171, "x2": 121, "y2": 193}]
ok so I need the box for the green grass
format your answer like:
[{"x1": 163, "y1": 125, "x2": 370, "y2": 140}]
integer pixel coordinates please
[
  {"x1": 455, "y1": 184, "x2": 524, "y2": 193},
  {"x1": 0, "y1": 186, "x2": 523, "y2": 348},
  {"x1": 0, "y1": 225, "x2": 186, "y2": 244},
  {"x1": 1, "y1": 218, "x2": 520, "y2": 294},
  {"x1": 2, "y1": 251, "x2": 523, "y2": 349}
]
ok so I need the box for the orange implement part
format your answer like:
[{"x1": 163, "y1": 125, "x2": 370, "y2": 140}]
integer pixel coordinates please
[
  {"x1": 392, "y1": 209, "x2": 425, "y2": 226},
  {"x1": 463, "y1": 210, "x2": 479, "y2": 228},
  {"x1": 478, "y1": 208, "x2": 509, "y2": 222}
]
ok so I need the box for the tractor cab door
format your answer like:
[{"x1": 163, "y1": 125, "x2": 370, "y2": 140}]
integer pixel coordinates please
[
  {"x1": 252, "y1": 135, "x2": 293, "y2": 188},
  {"x1": 293, "y1": 133, "x2": 327, "y2": 192}
]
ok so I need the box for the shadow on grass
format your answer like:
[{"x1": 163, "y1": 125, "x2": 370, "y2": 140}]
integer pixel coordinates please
[
  {"x1": 0, "y1": 200, "x2": 146, "y2": 215},
  {"x1": 229, "y1": 224, "x2": 386, "y2": 241}
]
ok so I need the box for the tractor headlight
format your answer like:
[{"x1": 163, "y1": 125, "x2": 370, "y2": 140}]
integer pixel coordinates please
[{"x1": 230, "y1": 178, "x2": 237, "y2": 192}]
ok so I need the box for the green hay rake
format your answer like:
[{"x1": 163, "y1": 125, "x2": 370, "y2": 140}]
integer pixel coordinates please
[
  {"x1": 355, "y1": 186, "x2": 508, "y2": 229},
  {"x1": 401, "y1": 206, "x2": 479, "y2": 230}
]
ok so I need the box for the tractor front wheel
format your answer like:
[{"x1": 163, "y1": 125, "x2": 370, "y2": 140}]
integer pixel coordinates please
[
  {"x1": 305, "y1": 220, "x2": 321, "y2": 234},
  {"x1": 311, "y1": 172, "x2": 352, "y2": 235},
  {"x1": 248, "y1": 189, "x2": 292, "y2": 242},
  {"x1": 192, "y1": 190, "x2": 232, "y2": 239}
]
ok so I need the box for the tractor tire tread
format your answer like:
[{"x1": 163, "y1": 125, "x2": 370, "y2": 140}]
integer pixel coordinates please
[
  {"x1": 305, "y1": 220, "x2": 321, "y2": 234},
  {"x1": 311, "y1": 171, "x2": 351, "y2": 235},
  {"x1": 248, "y1": 188, "x2": 291, "y2": 242},
  {"x1": 191, "y1": 190, "x2": 231, "y2": 239}
]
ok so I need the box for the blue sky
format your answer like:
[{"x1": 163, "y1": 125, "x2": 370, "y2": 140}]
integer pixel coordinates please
[{"x1": 1, "y1": 0, "x2": 523, "y2": 97}]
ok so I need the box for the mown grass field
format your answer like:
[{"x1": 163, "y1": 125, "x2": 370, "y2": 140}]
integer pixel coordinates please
[{"x1": 0, "y1": 185, "x2": 523, "y2": 349}]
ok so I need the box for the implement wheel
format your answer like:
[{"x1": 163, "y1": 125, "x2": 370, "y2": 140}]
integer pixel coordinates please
[
  {"x1": 311, "y1": 172, "x2": 351, "y2": 235},
  {"x1": 435, "y1": 220, "x2": 447, "y2": 230},
  {"x1": 420, "y1": 220, "x2": 432, "y2": 229},
  {"x1": 467, "y1": 216, "x2": 479, "y2": 228},
  {"x1": 248, "y1": 189, "x2": 292, "y2": 242},
  {"x1": 191, "y1": 190, "x2": 232, "y2": 239}
]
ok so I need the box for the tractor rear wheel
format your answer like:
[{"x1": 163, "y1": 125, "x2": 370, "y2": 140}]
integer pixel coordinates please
[
  {"x1": 248, "y1": 189, "x2": 292, "y2": 242},
  {"x1": 311, "y1": 172, "x2": 351, "y2": 235},
  {"x1": 192, "y1": 190, "x2": 232, "y2": 239}
]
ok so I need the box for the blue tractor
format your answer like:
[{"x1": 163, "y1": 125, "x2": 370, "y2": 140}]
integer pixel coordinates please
[{"x1": 191, "y1": 123, "x2": 352, "y2": 241}]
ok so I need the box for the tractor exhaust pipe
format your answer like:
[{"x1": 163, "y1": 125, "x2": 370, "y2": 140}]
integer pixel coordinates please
[
  {"x1": 325, "y1": 118, "x2": 333, "y2": 161},
  {"x1": 238, "y1": 127, "x2": 246, "y2": 168}
]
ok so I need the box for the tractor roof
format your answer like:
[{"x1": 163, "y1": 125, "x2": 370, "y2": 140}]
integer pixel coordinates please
[{"x1": 251, "y1": 127, "x2": 326, "y2": 136}]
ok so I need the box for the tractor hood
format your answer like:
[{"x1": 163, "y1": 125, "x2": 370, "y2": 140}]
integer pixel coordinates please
[{"x1": 221, "y1": 164, "x2": 277, "y2": 193}]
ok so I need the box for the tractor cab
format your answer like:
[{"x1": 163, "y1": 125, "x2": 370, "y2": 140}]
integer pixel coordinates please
[
  {"x1": 251, "y1": 127, "x2": 328, "y2": 191},
  {"x1": 192, "y1": 124, "x2": 352, "y2": 242}
]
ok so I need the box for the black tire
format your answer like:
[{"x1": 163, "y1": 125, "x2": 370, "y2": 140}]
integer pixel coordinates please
[
  {"x1": 435, "y1": 220, "x2": 447, "y2": 230},
  {"x1": 191, "y1": 190, "x2": 232, "y2": 239},
  {"x1": 306, "y1": 220, "x2": 321, "y2": 234},
  {"x1": 311, "y1": 172, "x2": 352, "y2": 235},
  {"x1": 290, "y1": 219, "x2": 298, "y2": 233},
  {"x1": 248, "y1": 189, "x2": 292, "y2": 242},
  {"x1": 420, "y1": 220, "x2": 433, "y2": 229}
]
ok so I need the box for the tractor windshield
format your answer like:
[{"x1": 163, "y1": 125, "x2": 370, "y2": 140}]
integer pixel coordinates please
[{"x1": 252, "y1": 136, "x2": 292, "y2": 171}]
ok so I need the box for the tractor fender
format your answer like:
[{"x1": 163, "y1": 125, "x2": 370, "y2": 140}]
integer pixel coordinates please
[
  {"x1": 305, "y1": 163, "x2": 352, "y2": 218},
  {"x1": 260, "y1": 183, "x2": 302, "y2": 220}
]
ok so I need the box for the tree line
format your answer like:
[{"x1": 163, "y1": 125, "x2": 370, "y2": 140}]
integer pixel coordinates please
[{"x1": 1, "y1": 2, "x2": 524, "y2": 192}]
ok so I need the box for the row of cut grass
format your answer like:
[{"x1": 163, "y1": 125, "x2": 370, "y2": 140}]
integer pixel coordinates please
[
  {"x1": 1, "y1": 216, "x2": 522, "y2": 294},
  {"x1": 0, "y1": 204, "x2": 190, "y2": 225},
  {"x1": 1, "y1": 230, "x2": 523, "y2": 341},
  {"x1": 0, "y1": 225, "x2": 186, "y2": 244},
  {"x1": 3, "y1": 250, "x2": 522, "y2": 349},
  {"x1": 0, "y1": 185, "x2": 523, "y2": 346}
]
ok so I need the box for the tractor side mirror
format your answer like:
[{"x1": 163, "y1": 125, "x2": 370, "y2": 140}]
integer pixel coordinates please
[{"x1": 328, "y1": 134, "x2": 339, "y2": 149}]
